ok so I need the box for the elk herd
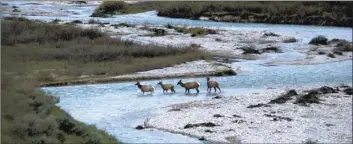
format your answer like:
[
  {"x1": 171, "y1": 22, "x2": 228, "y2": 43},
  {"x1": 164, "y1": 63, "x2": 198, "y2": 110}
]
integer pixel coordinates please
[{"x1": 135, "y1": 77, "x2": 221, "y2": 94}]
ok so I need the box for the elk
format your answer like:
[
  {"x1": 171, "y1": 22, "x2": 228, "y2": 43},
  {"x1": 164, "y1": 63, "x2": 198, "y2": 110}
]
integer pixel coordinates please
[
  {"x1": 157, "y1": 81, "x2": 176, "y2": 93},
  {"x1": 177, "y1": 79, "x2": 200, "y2": 93},
  {"x1": 206, "y1": 77, "x2": 221, "y2": 93},
  {"x1": 135, "y1": 81, "x2": 154, "y2": 94}
]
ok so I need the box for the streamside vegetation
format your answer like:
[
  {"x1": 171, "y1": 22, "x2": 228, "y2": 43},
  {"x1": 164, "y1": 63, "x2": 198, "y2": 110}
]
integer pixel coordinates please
[
  {"x1": 91, "y1": 1, "x2": 351, "y2": 27},
  {"x1": 1, "y1": 17, "x2": 209, "y2": 143},
  {"x1": 2, "y1": 17, "x2": 209, "y2": 83},
  {"x1": 1, "y1": 75, "x2": 119, "y2": 144}
]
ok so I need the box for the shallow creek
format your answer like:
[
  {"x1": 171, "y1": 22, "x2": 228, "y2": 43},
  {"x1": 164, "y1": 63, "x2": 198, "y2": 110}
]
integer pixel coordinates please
[{"x1": 2, "y1": 1, "x2": 352, "y2": 143}]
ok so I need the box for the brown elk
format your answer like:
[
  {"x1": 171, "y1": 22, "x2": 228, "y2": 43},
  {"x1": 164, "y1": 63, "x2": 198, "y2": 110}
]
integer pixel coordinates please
[
  {"x1": 177, "y1": 79, "x2": 200, "y2": 93},
  {"x1": 206, "y1": 77, "x2": 221, "y2": 93},
  {"x1": 135, "y1": 81, "x2": 154, "y2": 94},
  {"x1": 157, "y1": 81, "x2": 176, "y2": 93}
]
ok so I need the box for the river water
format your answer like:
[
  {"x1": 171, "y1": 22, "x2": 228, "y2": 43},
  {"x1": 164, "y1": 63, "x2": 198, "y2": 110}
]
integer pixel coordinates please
[{"x1": 2, "y1": 1, "x2": 352, "y2": 143}]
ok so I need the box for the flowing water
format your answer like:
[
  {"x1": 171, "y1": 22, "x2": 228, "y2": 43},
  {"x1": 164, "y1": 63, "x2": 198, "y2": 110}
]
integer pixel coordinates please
[{"x1": 2, "y1": 1, "x2": 352, "y2": 143}]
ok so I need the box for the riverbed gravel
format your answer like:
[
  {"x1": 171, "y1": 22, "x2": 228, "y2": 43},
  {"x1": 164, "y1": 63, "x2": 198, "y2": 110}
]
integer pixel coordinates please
[{"x1": 145, "y1": 84, "x2": 352, "y2": 143}]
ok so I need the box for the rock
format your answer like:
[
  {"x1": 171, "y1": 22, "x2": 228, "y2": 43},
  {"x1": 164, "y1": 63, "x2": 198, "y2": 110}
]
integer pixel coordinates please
[
  {"x1": 327, "y1": 53, "x2": 335, "y2": 58},
  {"x1": 212, "y1": 95, "x2": 223, "y2": 99},
  {"x1": 325, "y1": 123, "x2": 335, "y2": 127},
  {"x1": 294, "y1": 91, "x2": 321, "y2": 106},
  {"x1": 317, "y1": 51, "x2": 326, "y2": 55},
  {"x1": 12, "y1": 9, "x2": 20, "y2": 12},
  {"x1": 247, "y1": 103, "x2": 271, "y2": 108},
  {"x1": 12, "y1": 6, "x2": 18, "y2": 8},
  {"x1": 184, "y1": 122, "x2": 218, "y2": 129},
  {"x1": 309, "y1": 86, "x2": 338, "y2": 94},
  {"x1": 239, "y1": 46, "x2": 261, "y2": 54},
  {"x1": 135, "y1": 125, "x2": 144, "y2": 130},
  {"x1": 333, "y1": 40, "x2": 352, "y2": 52},
  {"x1": 283, "y1": 38, "x2": 297, "y2": 43},
  {"x1": 213, "y1": 114, "x2": 224, "y2": 118},
  {"x1": 264, "y1": 114, "x2": 293, "y2": 121},
  {"x1": 232, "y1": 114, "x2": 241, "y2": 118},
  {"x1": 232, "y1": 119, "x2": 246, "y2": 124},
  {"x1": 151, "y1": 28, "x2": 167, "y2": 36},
  {"x1": 268, "y1": 89, "x2": 298, "y2": 104},
  {"x1": 204, "y1": 129, "x2": 214, "y2": 133},
  {"x1": 263, "y1": 32, "x2": 280, "y2": 37},
  {"x1": 71, "y1": 20, "x2": 83, "y2": 24},
  {"x1": 343, "y1": 87, "x2": 352, "y2": 95},
  {"x1": 206, "y1": 29, "x2": 217, "y2": 34},
  {"x1": 332, "y1": 50, "x2": 343, "y2": 55},
  {"x1": 261, "y1": 46, "x2": 282, "y2": 53},
  {"x1": 168, "y1": 108, "x2": 181, "y2": 112},
  {"x1": 198, "y1": 137, "x2": 205, "y2": 140},
  {"x1": 309, "y1": 35, "x2": 328, "y2": 45}
]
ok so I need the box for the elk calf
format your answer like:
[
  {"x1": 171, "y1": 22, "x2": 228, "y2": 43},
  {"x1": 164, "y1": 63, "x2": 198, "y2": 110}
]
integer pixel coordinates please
[
  {"x1": 135, "y1": 81, "x2": 154, "y2": 94},
  {"x1": 206, "y1": 77, "x2": 221, "y2": 93},
  {"x1": 177, "y1": 79, "x2": 200, "y2": 93},
  {"x1": 157, "y1": 81, "x2": 176, "y2": 93}
]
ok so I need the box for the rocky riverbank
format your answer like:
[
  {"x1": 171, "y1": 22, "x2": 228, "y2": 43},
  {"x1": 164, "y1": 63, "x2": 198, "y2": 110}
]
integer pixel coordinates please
[{"x1": 142, "y1": 84, "x2": 352, "y2": 143}]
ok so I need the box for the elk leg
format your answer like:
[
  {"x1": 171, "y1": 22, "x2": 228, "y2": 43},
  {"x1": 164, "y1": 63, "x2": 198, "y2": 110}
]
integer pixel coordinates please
[
  {"x1": 217, "y1": 86, "x2": 221, "y2": 92},
  {"x1": 214, "y1": 87, "x2": 217, "y2": 92},
  {"x1": 196, "y1": 88, "x2": 199, "y2": 93}
]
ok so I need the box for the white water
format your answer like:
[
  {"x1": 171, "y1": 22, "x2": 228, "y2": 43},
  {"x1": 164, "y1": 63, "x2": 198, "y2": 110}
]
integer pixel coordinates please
[{"x1": 2, "y1": 1, "x2": 352, "y2": 143}]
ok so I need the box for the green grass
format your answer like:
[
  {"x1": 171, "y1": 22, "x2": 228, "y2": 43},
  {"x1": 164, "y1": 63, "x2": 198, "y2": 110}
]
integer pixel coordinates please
[{"x1": 91, "y1": 1, "x2": 351, "y2": 27}]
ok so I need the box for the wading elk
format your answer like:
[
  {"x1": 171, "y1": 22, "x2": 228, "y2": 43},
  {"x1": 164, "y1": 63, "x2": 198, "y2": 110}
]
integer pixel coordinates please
[
  {"x1": 177, "y1": 79, "x2": 200, "y2": 93},
  {"x1": 135, "y1": 81, "x2": 154, "y2": 94},
  {"x1": 157, "y1": 81, "x2": 176, "y2": 93},
  {"x1": 206, "y1": 77, "x2": 221, "y2": 93}
]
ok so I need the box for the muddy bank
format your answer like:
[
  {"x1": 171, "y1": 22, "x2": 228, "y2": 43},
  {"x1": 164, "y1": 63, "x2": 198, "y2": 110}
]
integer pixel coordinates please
[{"x1": 144, "y1": 84, "x2": 352, "y2": 143}]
